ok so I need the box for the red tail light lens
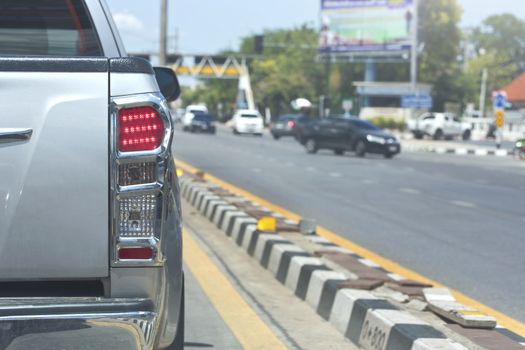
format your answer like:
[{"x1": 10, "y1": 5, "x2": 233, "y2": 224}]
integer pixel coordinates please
[
  {"x1": 118, "y1": 247, "x2": 154, "y2": 260},
  {"x1": 118, "y1": 106, "x2": 164, "y2": 152},
  {"x1": 287, "y1": 120, "x2": 296, "y2": 129}
]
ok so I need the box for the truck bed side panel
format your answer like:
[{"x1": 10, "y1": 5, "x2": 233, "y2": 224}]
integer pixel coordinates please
[{"x1": 0, "y1": 61, "x2": 109, "y2": 279}]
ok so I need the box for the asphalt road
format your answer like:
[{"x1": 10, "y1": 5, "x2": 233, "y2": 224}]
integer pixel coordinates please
[{"x1": 173, "y1": 125, "x2": 525, "y2": 324}]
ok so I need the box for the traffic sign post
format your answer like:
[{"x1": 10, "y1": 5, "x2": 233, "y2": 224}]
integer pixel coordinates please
[
  {"x1": 492, "y1": 91, "x2": 507, "y2": 149},
  {"x1": 492, "y1": 91, "x2": 507, "y2": 110},
  {"x1": 495, "y1": 110, "x2": 505, "y2": 129}
]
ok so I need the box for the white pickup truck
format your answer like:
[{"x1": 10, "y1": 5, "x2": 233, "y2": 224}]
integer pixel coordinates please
[
  {"x1": 0, "y1": 1, "x2": 183, "y2": 349},
  {"x1": 408, "y1": 113, "x2": 472, "y2": 140}
]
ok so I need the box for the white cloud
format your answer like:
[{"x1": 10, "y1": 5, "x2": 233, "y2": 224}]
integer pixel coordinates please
[{"x1": 113, "y1": 11, "x2": 144, "y2": 33}]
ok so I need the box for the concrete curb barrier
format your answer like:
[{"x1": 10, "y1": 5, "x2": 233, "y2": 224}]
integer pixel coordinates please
[
  {"x1": 179, "y1": 176, "x2": 473, "y2": 350},
  {"x1": 402, "y1": 144, "x2": 513, "y2": 157}
]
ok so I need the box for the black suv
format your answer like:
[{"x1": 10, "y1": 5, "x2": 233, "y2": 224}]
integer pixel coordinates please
[
  {"x1": 298, "y1": 116, "x2": 401, "y2": 158},
  {"x1": 188, "y1": 113, "x2": 216, "y2": 134}
]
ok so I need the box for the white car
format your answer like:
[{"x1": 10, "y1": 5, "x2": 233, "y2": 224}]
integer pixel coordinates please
[
  {"x1": 182, "y1": 105, "x2": 208, "y2": 130},
  {"x1": 232, "y1": 109, "x2": 264, "y2": 135},
  {"x1": 408, "y1": 113, "x2": 472, "y2": 140}
]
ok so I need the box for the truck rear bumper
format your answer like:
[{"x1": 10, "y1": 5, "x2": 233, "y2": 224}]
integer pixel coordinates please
[{"x1": 0, "y1": 297, "x2": 159, "y2": 350}]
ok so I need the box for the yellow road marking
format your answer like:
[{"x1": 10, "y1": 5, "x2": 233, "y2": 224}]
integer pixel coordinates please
[
  {"x1": 177, "y1": 159, "x2": 525, "y2": 337},
  {"x1": 183, "y1": 229, "x2": 288, "y2": 350}
]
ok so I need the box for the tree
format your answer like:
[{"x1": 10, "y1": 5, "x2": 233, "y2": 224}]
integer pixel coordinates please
[
  {"x1": 418, "y1": 0, "x2": 463, "y2": 111},
  {"x1": 180, "y1": 79, "x2": 238, "y2": 121},
  {"x1": 239, "y1": 25, "x2": 325, "y2": 117},
  {"x1": 472, "y1": 14, "x2": 525, "y2": 85}
]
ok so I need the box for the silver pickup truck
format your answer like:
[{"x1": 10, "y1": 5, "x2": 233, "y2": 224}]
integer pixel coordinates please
[{"x1": 0, "y1": 1, "x2": 183, "y2": 349}]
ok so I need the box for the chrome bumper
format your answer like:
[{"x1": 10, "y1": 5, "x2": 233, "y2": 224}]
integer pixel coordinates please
[{"x1": 0, "y1": 298, "x2": 159, "y2": 350}]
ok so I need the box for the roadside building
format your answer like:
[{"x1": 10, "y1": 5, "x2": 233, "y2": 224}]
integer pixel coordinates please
[
  {"x1": 353, "y1": 81, "x2": 432, "y2": 121},
  {"x1": 502, "y1": 71, "x2": 525, "y2": 110}
]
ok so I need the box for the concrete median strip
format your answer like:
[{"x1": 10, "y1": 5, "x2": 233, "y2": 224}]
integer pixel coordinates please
[
  {"x1": 423, "y1": 289, "x2": 497, "y2": 329},
  {"x1": 401, "y1": 143, "x2": 514, "y2": 157},
  {"x1": 179, "y1": 175, "x2": 496, "y2": 350}
]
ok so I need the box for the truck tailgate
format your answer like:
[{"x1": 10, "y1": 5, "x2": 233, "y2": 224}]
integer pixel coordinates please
[{"x1": 0, "y1": 58, "x2": 109, "y2": 279}]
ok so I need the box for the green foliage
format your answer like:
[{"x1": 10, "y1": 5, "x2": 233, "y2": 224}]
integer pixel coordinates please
[
  {"x1": 241, "y1": 25, "x2": 326, "y2": 117},
  {"x1": 369, "y1": 116, "x2": 407, "y2": 131},
  {"x1": 418, "y1": 0, "x2": 463, "y2": 111},
  {"x1": 466, "y1": 52, "x2": 516, "y2": 101},
  {"x1": 181, "y1": 79, "x2": 238, "y2": 121},
  {"x1": 472, "y1": 14, "x2": 525, "y2": 78},
  {"x1": 469, "y1": 14, "x2": 525, "y2": 103}
]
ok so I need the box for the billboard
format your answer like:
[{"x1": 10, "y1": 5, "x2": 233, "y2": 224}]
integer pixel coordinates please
[{"x1": 319, "y1": 0, "x2": 415, "y2": 53}]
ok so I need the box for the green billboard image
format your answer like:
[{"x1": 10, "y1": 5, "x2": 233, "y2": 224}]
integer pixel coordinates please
[{"x1": 319, "y1": 0, "x2": 415, "y2": 53}]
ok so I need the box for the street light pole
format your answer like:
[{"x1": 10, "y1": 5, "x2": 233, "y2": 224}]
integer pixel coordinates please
[
  {"x1": 159, "y1": 0, "x2": 168, "y2": 65},
  {"x1": 410, "y1": 0, "x2": 418, "y2": 94},
  {"x1": 479, "y1": 68, "x2": 488, "y2": 118}
]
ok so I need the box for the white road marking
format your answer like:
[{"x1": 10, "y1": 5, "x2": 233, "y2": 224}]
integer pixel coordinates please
[
  {"x1": 286, "y1": 162, "x2": 295, "y2": 167},
  {"x1": 251, "y1": 168, "x2": 262, "y2": 173},
  {"x1": 359, "y1": 258, "x2": 381, "y2": 268},
  {"x1": 306, "y1": 166, "x2": 317, "y2": 172},
  {"x1": 387, "y1": 273, "x2": 405, "y2": 281},
  {"x1": 399, "y1": 187, "x2": 421, "y2": 194},
  {"x1": 361, "y1": 179, "x2": 377, "y2": 185},
  {"x1": 451, "y1": 200, "x2": 476, "y2": 208},
  {"x1": 330, "y1": 172, "x2": 342, "y2": 178}
]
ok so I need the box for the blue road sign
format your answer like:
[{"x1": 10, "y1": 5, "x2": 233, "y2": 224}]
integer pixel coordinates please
[
  {"x1": 401, "y1": 94, "x2": 433, "y2": 109},
  {"x1": 493, "y1": 92, "x2": 507, "y2": 110}
]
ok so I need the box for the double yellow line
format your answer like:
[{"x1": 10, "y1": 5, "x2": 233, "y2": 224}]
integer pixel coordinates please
[
  {"x1": 177, "y1": 158, "x2": 525, "y2": 338},
  {"x1": 183, "y1": 229, "x2": 288, "y2": 350}
]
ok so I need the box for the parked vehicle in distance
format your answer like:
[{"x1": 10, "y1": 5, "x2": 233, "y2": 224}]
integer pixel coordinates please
[
  {"x1": 172, "y1": 107, "x2": 186, "y2": 124},
  {"x1": 232, "y1": 109, "x2": 264, "y2": 136},
  {"x1": 408, "y1": 112, "x2": 472, "y2": 140},
  {"x1": 514, "y1": 138, "x2": 525, "y2": 159},
  {"x1": 189, "y1": 113, "x2": 217, "y2": 134},
  {"x1": 299, "y1": 116, "x2": 401, "y2": 158},
  {"x1": 270, "y1": 114, "x2": 299, "y2": 139},
  {"x1": 0, "y1": 1, "x2": 183, "y2": 349},
  {"x1": 182, "y1": 104, "x2": 208, "y2": 130},
  {"x1": 294, "y1": 115, "x2": 317, "y2": 141}
]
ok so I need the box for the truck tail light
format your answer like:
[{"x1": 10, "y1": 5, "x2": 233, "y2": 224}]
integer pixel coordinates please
[
  {"x1": 118, "y1": 106, "x2": 164, "y2": 152},
  {"x1": 111, "y1": 94, "x2": 173, "y2": 267},
  {"x1": 118, "y1": 247, "x2": 154, "y2": 260},
  {"x1": 118, "y1": 195, "x2": 158, "y2": 237},
  {"x1": 119, "y1": 162, "x2": 157, "y2": 186}
]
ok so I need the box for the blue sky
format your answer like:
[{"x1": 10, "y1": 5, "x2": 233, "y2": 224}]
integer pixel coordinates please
[{"x1": 106, "y1": 0, "x2": 525, "y2": 55}]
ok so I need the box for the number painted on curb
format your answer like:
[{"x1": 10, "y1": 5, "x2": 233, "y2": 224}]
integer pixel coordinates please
[{"x1": 359, "y1": 318, "x2": 389, "y2": 350}]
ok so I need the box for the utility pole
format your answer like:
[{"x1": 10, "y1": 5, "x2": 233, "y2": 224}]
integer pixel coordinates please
[
  {"x1": 410, "y1": 0, "x2": 419, "y2": 94},
  {"x1": 479, "y1": 68, "x2": 488, "y2": 118},
  {"x1": 159, "y1": 0, "x2": 168, "y2": 65}
]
